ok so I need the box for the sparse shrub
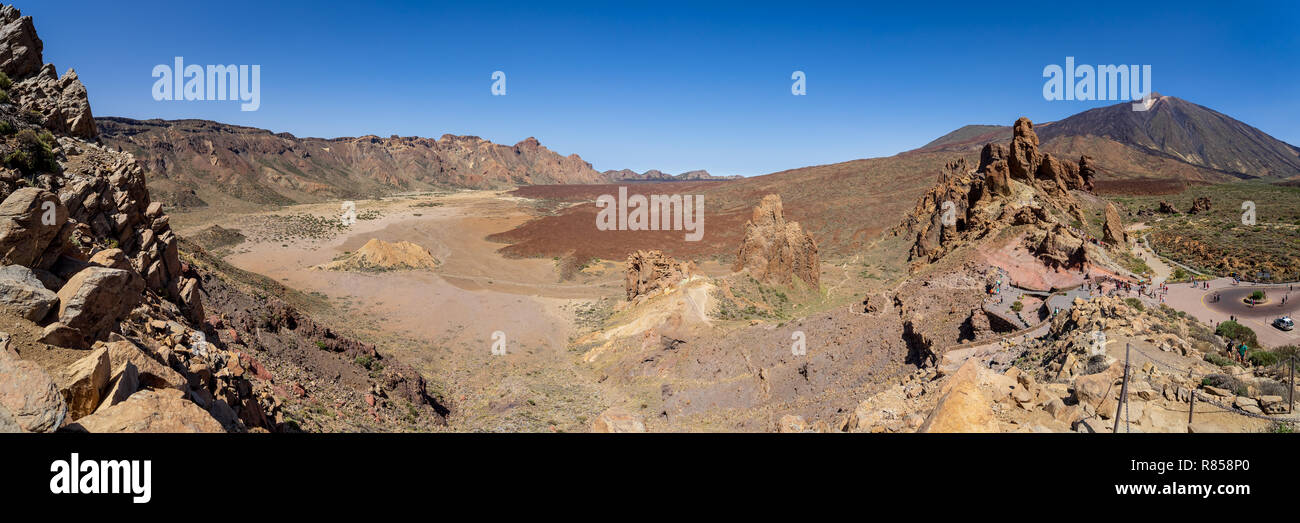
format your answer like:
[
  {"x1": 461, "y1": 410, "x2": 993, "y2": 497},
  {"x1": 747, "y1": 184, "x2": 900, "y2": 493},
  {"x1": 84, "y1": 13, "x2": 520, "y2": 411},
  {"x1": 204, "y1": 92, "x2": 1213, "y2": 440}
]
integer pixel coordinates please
[
  {"x1": 1203, "y1": 353, "x2": 1237, "y2": 368},
  {"x1": 5, "y1": 128, "x2": 58, "y2": 174},
  {"x1": 1216, "y1": 320, "x2": 1259, "y2": 349},
  {"x1": 355, "y1": 354, "x2": 374, "y2": 370},
  {"x1": 1011, "y1": 301, "x2": 1023, "y2": 312},
  {"x1": 1124, "y1": 297, "x2": 1144, "y2": 311},
  {"x1": 1272, "y1": 345, "x2": 1298, "y2": 368},
  {"x1": 1203, "y1": 374, "x2": 1246, "y2": 395},
  {"x1": 0, "y1": 71, "x2": 11, "y2": 91},
  {"x1": 1083, "y1": 354, "x2": 1110, "y2": 375},
  {"x1": 1257, "y1": 379, "x2": 1290, "y2": 398},
  {"x1": 1248, "y1": 350, "x2": 1280, "y2": 367}
]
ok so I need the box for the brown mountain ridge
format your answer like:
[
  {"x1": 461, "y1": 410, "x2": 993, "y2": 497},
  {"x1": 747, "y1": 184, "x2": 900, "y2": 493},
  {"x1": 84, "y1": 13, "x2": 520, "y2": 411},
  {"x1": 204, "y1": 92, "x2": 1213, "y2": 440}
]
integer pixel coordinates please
[{"x1": 96, "y1": 117, "x2": 611, "y2": 209}]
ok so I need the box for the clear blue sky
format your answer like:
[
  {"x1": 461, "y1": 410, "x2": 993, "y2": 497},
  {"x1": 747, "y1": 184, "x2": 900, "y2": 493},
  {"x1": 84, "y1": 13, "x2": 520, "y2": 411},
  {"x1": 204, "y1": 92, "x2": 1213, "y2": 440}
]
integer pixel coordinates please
[{"x1": 22, "y1": 0, "x2": 1300, "y2": 177}]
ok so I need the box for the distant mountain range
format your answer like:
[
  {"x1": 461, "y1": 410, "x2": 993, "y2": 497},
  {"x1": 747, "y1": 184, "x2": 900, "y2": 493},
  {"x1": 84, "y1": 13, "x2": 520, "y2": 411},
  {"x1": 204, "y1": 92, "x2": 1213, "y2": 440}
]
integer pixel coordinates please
[
  {"x1": 97, "y1": 117, "x2": 618, "y2": 208},
  {"x1": 918, "y1": 95, "x2": 1300, "y2": 183},
  {"x1": 603, "y1": 168, "x2": 742, "y2": 182},
  {"x1": 99, "y1": 94, "x2": 1298, "y2": 209},
  {"x1": 97, "y1": 118, "x2": 740, "y2": 208}
]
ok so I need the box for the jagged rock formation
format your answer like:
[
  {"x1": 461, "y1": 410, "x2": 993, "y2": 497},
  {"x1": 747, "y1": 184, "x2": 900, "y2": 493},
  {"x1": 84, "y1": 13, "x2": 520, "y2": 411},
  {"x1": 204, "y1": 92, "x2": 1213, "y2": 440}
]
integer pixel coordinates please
[
  {"x1": 0, "y1": 6, "x2": 94, "y2": 139},
  {"x1": 1101, "y1": 202, "x2": 1127, "y2": 246},
  {"x1": 732, "y1": 194, "x2": 819, "y2": 288},
  {"x1": 1035, "y1": 223, "x2": 1087, "y2": 269},
  {"x1": 898, "y1": 117, "x2": 1100, "y2": 267},
  {"x1": 96, "y1": 117, "x2": 611, "y2": 208},
  {"x1": 624, "y1": 250, "x2": 687, "y2": 301},
  {"x1": 1157, "y1": 201, "x2": 1177, "y2": 214},
  {"x1": 1187, "y1": 196, "x2": 1211, "y2": 214}
]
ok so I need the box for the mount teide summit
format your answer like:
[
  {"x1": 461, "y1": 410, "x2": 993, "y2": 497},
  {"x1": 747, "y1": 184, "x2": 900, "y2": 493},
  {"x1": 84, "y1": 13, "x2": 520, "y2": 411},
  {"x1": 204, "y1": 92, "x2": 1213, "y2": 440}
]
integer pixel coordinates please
[
  {"x1": 918, "y1": 95, "x2": 1300, "y2": 184},
  {"x1": 96, "y1": 117, "x2": 611, "y2": 208}
]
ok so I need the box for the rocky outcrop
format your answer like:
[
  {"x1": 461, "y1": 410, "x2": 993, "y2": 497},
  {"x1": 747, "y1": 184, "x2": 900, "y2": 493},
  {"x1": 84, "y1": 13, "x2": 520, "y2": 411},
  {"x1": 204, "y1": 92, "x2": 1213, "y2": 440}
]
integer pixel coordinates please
[
  {"x1": 1077, "y1": 155, "x2": 1097, "y2": 191},
  {"x1": 732, "y1": 194, "x2": 820, "y2": 288},
  {"x1": 1007, "y1": 117, "x2": 1042, "y2": 181},
  {"x1": 0, "y1": 5, "x2": 40, "y2": 79},
  {"x1": 1187, "y1": 196, "x2": 1211, "y2": 214},
  {"x1": 1157, "y1": 201, "x2": 1177, "y2": 214},
  {"x1": 0, "y1": 6, "x2": 94, "y2": 139},
  {"x1": 1033, "y1": 224, "x2": 1087, "y2": 269},
  {"x1": 13, "y1": 65, "x2": 97, "y2": 139},
  {"x1": 1102, "y1": 202, "x2": 1127, "y2": 246},
  {"x1": 898, "y1": 117, "x2": 1099, "y2": 268},
  {"x1": 624, "y1": 250, "x2": 687, "y2": 301},
  {"x1": 68, "y1": 390, "x2": 224, "y2": 433}
]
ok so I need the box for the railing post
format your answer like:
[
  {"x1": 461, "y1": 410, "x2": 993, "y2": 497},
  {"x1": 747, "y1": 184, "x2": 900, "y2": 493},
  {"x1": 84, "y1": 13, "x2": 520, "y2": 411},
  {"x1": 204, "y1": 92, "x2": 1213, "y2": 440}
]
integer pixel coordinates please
[
  {"x1": 1114, "y1": 342, "x2": 1130, "y2": 433},
  {"x1": 1290, "y1": 355, "x2": 1295, "y2": 415}
]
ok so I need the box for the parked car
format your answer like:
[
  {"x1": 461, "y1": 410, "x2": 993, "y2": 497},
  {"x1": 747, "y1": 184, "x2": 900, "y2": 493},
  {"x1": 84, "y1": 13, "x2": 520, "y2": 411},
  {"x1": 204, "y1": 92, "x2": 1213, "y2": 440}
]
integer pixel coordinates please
[{"x1": 1274, "y1": 316, "x2": 1295, "y2": 331}]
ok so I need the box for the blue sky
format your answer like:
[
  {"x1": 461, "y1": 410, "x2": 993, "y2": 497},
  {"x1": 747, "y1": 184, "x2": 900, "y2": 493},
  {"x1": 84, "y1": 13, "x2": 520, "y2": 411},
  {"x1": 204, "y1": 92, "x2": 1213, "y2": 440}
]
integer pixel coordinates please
[{"x1": 23, "y1": 0, "x2": 1300, "y2": 176}]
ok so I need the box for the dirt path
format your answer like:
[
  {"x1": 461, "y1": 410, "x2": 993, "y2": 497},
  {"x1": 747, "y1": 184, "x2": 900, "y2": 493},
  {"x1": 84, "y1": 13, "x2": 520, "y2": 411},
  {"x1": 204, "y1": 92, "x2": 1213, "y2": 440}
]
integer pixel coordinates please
[{"x1": 1131, "y1": 234, "x2": 1175, "y2": 285}]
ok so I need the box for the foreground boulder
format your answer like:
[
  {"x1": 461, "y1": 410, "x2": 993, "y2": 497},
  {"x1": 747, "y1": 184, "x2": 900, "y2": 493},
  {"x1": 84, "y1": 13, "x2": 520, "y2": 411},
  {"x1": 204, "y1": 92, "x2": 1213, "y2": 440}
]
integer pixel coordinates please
[
  {"x1": 918, "y1": 359, "x2": 998, "y2": 433},
  {"x1": 69, "y1": 389, "x2": 223, "y2": 433},
  {"x1": 54, "y1": 266, "x2": 144, "y2": 345},
  {"x1": 0, "y1": 188, "x2": 69, "y2": 269},
  {"x1": 55, "y1": 347, "x2": 109, "y2": 419},
  {"x1": 0, "y1": 346, "x2": 67, "y2": 432},
  {"x1": 0, "y1": 264, "x2": 57, "y2": 321},
  {"x1": 733, "y1": 194, "x2": 819, "y2": 288}
]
